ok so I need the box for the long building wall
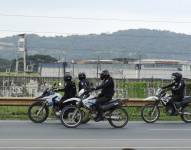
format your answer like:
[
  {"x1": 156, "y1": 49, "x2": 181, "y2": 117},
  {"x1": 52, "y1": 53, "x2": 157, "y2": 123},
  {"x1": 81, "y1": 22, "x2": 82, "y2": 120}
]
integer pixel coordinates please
[{"x1": 40, "y1": 66, "x2": 191, "y2": 79}]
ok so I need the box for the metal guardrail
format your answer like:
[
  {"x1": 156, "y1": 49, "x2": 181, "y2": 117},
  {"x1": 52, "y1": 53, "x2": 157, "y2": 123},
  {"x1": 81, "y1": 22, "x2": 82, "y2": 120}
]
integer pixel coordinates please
[{"x1": 0, "y1": 97, "x2": 153, "y2": 106}]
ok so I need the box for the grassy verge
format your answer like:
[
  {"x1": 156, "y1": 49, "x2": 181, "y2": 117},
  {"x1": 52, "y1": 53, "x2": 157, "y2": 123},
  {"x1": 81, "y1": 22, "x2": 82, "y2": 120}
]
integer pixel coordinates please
[
  {"x1": 0, "y1": 106, "x2": 181, "y2": 121},
  {"x1": 126, "y1": 107, "x2": 181, "y2": 121}
]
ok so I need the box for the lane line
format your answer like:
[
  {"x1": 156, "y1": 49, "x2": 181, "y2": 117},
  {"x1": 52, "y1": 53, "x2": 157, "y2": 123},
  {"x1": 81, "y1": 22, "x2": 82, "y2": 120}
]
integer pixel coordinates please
[
  {"x1": 150, "y1": 129, "x2": 191, "y2": 131},
  {"x1": 0, "y1": 147, "x2": 191, "y2": 149},
  {"x1": 0, "y1": 138, "x2": 191, "y2": 141}
]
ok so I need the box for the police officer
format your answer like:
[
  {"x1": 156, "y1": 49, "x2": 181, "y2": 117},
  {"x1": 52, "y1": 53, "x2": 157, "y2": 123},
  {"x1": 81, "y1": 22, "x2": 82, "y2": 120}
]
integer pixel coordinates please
[
  {"x1": 78, "y1": 72, "x2": 90, "y2": 91},
  {"x1": 162, "y1": 72, "x2": 185, "y2": 114},
  {"x1": 93, "y1": 70, "x2": 115, "y2": 121},
  {"x1": 57, "y1": 73, "x2": 77, "y2": 104}
]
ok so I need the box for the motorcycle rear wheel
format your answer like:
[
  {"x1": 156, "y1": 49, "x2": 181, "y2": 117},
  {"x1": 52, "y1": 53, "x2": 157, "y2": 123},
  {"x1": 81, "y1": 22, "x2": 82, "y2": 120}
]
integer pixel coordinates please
[
  {"x1": 180, "y1": 105, "x2": 191, "y2": 123},
  {"x1": 108, "y1": 107, "x2": 128, "y2": 128}
]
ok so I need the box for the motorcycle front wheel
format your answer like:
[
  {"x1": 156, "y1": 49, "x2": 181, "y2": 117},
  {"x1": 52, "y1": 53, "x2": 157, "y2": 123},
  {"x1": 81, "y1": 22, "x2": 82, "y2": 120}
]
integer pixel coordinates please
[
  {"x1": 180, "y1": 104, "x2": 191, "y2": 123},
  {"x1": 141, "y1": 103, "x2": 160, "y2": 123},
  {"x1": 108, "y1": 107, "x2": 128, "y2": 128},
  {"x1": 28, "y1": 101, "x2": 49, "y2": 123},
  {"x1": 60, "y1": 105, "x2": 82, "y2": 128}
]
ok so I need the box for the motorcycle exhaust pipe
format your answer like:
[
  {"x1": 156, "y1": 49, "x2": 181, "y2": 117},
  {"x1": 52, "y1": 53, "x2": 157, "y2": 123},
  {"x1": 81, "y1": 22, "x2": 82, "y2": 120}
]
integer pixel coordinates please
[
  {"x1": 105, "y1": 116, "x2": 120, "y2": 120},
  {"x1": 182, "y1": 112, "x2": 191, "y2": 115}
]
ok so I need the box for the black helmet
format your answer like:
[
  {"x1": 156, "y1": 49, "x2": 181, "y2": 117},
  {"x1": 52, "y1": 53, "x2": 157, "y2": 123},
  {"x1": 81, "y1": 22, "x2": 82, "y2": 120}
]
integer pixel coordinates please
[
  {"x1": 64, "y1": 73, "x2": 72, "y2": 82},
  {"x1": 100, "y1": 70, "x2": 110, "y2": 80},
  {"x1": 171, "y1": 72, "x2": 182, "y2": 82},
  {"x1": 78, "y1": 72, "x2": 86, "y2": 80}
]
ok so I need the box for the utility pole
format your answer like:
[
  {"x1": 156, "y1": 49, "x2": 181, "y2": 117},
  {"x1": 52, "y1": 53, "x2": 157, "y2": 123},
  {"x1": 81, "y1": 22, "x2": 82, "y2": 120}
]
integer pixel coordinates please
[
  {"x1": 138, "y1": 55, "x2": 141, "y2": 79},
  {"x1": 136, "y1": 55, "x2": 141, "y2": 80},
  {"x1": 63, "y1": 55, "x2": 66, "y2": 77},
  {"x1": 72, "y1": 60, "x2": 75, "y2": 77},
  {"x1": 97, "y1": 56, "x2": 100, "y2": 79}
]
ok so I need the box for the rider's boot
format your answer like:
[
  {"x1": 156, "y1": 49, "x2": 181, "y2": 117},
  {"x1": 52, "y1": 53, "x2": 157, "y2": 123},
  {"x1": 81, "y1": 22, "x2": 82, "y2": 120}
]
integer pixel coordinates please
[{"x1": 94, "y1": 111, "x2": 104, "y2": 122}]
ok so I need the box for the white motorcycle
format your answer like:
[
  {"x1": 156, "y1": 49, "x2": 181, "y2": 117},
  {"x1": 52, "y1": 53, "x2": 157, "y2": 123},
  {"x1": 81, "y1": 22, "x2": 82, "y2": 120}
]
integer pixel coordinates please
[
  {"x1": 28, "y1": 83, "x2": 62, "y2": 123},
  {"x1": 141, "y1": 88, "x2": 191, "y2": 123},
  {"x1": 60, "y1": 89, "x2": 128, "y2": 128}
]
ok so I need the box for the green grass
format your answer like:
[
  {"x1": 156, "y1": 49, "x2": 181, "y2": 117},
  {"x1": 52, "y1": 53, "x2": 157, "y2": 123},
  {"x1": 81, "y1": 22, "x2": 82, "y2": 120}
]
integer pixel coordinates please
[
  {"x1": 126, "y1": 107, "x2": 181, "y2": 121},
  {"x1": 0, "y1": 106, "x2": 29, "y2": 120},
  {"x1": 0, "y1": 106, "x2": 181, "y2": 121}
]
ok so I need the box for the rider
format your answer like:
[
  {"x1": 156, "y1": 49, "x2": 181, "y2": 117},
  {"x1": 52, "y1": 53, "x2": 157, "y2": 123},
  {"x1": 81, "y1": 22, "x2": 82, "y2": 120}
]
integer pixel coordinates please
[
  {"x1": 92, "y1": 70, "x2": 115, "y2": 121},
  {"x1": 56, "y1": 73, "x2": 77, "y2": 108},
  {"x1": 78, "y1": 72, "x2": 90, "y2": 91},
  {"x1": 162, "y1": 72, "x2": 185, "y2": 114}
]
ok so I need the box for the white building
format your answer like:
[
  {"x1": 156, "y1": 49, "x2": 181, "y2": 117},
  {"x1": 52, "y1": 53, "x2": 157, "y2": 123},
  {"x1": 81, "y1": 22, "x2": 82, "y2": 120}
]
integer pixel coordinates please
[{"x1": 38, "y1": 59, "x2": 191, "y2": 79}]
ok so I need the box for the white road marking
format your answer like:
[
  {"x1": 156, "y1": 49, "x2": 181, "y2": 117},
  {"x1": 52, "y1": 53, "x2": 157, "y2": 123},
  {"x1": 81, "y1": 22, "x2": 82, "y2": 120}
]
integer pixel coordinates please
[
  {"x1": 0, "y1": 147, "x2": 191, "y2": 149},
  {"x1": 150, "y1": 129, "x2": 191, "y2": 131},
  {"x1": 0, "y1": 138, "x2": 191, "y2": 141}
]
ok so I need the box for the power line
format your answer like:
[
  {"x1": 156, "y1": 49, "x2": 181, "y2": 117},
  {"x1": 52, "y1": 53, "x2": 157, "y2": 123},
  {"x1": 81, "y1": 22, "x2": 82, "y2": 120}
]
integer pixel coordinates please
[{"x1": 0, "y1": 12, "x2": 191, "y2": 24}]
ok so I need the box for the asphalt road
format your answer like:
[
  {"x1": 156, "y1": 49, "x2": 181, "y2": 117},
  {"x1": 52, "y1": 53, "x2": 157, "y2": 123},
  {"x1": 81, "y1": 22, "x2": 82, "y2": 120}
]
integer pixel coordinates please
[{"x1": 0, "y1": 120, "x2": 191, "y2": 150}]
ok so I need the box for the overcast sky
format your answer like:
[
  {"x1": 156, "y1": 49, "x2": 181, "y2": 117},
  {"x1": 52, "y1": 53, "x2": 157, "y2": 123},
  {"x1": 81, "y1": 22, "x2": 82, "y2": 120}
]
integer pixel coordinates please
[{"x1": 0, "y1": 0, "x2": 191, "y2": 37}]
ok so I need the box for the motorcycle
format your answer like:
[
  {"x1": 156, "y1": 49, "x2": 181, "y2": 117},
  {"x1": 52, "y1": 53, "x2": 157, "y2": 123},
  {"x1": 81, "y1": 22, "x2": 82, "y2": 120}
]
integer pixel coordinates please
[
  {"x1": 60, "y1": 89, "x2": 128, "y2": 128},
  {"x1": 141, "y1": 88, "x2": 191, "y2": 123},
  {"x1": 28, "y1": 83, "x2": 62, "y2": 123}
]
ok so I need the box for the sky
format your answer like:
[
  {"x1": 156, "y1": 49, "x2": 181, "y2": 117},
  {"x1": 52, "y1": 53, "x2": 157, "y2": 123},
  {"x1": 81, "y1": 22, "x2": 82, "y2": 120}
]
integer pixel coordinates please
[{"x1": 0, "y1": 0, "x2": 191, "y2": 37}]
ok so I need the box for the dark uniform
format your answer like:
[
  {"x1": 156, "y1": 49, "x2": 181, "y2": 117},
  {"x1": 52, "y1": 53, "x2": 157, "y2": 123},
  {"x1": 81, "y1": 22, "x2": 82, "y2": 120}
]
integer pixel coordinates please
[
  {"x1": 78, "y1": 73, "x2": 90, "y2": 91},
  {"x1": 57, "y1": 74, "x2": 77, "y2": 104},
  {"x1": 93, "y1": 70, "x2": 115, "y2": 121},
  {"x1": 60, "y1": 81, "x2": 77, "y2": 100},
  {"x1": 95, "y1": 76, "x2": 115, "y2": 105},
  {"x1": 162, "y1": 80, "x2": 185, "y2": 102},
  {"x1": 162, "y1": 72, "x2": 185, "y2": 114}
]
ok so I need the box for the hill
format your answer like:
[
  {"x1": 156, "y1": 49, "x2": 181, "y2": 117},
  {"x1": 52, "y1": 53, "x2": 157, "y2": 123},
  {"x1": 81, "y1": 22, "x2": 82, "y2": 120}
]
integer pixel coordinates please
[{"x1": 0, "y1": 29, "x2": 191, "y2": 60}]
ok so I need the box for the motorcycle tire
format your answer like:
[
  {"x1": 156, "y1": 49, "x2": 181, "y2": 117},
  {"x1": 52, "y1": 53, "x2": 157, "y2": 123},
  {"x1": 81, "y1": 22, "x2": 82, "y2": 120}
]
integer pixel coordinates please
[{"x1": 28, "y1": 101, "x2": 49, "y2": 123}]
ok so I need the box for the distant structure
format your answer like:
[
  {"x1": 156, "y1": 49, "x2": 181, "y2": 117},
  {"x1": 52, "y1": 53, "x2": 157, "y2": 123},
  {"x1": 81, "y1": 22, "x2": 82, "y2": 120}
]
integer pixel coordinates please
[
  {"x1": 39, "y1": 62, "x2": 67, "y2": 78},
  {"x1": 38, "y1": 59, "x2": 191, "y2": 79},
  {"x1": 16, "y1": 34, "x2": 27, "y2": 73}
]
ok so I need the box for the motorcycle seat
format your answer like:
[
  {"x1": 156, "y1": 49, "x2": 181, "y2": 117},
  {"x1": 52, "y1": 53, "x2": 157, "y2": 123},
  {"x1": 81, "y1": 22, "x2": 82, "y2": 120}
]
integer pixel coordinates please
[
  {"x1": 175, "y1": 96, "x2": 191, "y2": 107},
  {"x1": 182, "y1": 96, "x2": 191, "y2": 101},
  {"x1": 100, "y1": 99, "x2": 121, "y2": 110},
  {"x1": 102, "y1": 99, "x2": 120, "y2": 104}
]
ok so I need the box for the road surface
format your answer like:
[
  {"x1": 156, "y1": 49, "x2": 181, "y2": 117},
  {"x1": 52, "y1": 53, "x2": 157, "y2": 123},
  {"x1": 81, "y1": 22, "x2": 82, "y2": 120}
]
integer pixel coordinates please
[{"x1": 0, "y1": 120, "x2": 191, "y2": 150}]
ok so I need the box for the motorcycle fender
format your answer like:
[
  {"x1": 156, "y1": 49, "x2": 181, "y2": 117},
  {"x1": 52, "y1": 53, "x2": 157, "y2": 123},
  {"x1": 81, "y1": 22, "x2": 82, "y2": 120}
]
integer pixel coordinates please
[
  {"x1": 144, "y1": 96, "x2": 158, "y2": 101},
  {"x1": 62, "y1": 98, "x2": 81, "y2": 104}
]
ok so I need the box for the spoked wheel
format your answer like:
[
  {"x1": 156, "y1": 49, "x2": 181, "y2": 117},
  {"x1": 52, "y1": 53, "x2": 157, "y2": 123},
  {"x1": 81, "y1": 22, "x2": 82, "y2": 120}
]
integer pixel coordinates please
[
  {"x1": 141, "y1": 103, "x2": 160, "y2": 123},
  {"x1": 80, "y1": 108, "x2": 91, "y2": 124},
  {"x1": 108, "y1": 107, "x2": 128, "y2": 128},
  {"x1": 60, "y1": 105, "x2": 82, "y2": 128},
  {"x1": 28, "y1": 101, "x2": 49, "y2": 123},
  {"x1": 181, "y1": 104, "x2": 191, "y2": 123}
]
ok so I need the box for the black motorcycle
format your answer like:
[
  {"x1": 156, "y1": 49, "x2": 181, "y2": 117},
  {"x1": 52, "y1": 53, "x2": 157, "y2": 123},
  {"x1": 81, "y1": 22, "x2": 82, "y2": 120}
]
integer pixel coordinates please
[
  {"x1": 141, "y1": 88, "x2": 191, "y2": 123},
  {"x1": 60, "y1": 89, "x2": 128, "y2": 128}
]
